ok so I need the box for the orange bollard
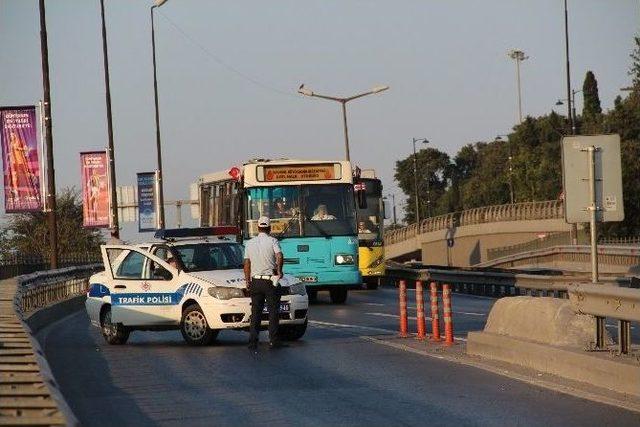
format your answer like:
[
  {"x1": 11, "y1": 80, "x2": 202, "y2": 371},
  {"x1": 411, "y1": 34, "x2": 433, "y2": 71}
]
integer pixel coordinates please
[
  {"x1": 429, "y1": 281, "x2": 440, "y2": 341},
  {"x1": 399, "y1": 280, "x2": 408, "y2": 337},
  {"x1": 415, "y1": 280, "x2": 426, "y2": 339},
  {"x1": 443, "y1": 284, "x2": 454, "y2": 345}
]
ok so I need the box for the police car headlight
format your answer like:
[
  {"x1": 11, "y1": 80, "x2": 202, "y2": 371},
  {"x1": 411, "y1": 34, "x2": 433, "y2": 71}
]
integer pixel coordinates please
[
  {"x1": 288, "y1": 283, "x2": 307, "y2": 296},
  {"x1": 335, "y1": 254, "x2": 355, "y2": 265},
  {"x1": 208, "y1": 286, "x2": 244, "y2": 300}
]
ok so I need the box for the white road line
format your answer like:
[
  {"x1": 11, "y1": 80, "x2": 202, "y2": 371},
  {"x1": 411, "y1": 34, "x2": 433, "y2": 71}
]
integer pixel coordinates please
[
  {"x1": 366, "y1": 311, "x2": 486, "y2": 319},
  {"x1": 366, "y1": 312, "x2": 432, "y2": 321},
  {"x1": 309, "y1": 320, "x2": 395, "y2": 334},
  {"x1": 310, "y1": 319, "x2": 467, "y2": 342},
  {"x1": 363, "y1": 303, "x2": 385, "y2": 306}
]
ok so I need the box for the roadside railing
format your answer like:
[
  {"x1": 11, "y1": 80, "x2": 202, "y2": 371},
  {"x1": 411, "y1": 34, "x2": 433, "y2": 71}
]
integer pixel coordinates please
[
  {"x1": 1, "y1": 265, "x2": 100, "y2": 426},
  {"x1": 385, "y1": 262, "x2": 633, "y2": 298},
  {"x1": 478, "y1": 245, "x2": 640, "y2": 271},
  {"x1": 384, "y1": 200, "x2": 564, "y2": 245},
  {"x1": 569, "y1": 284, "x2": 640, "y2": 355}
]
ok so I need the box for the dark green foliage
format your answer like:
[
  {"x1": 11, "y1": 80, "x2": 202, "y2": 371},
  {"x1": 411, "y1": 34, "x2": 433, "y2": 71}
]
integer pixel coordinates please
[
  {"x1": 0, "y1": 188, "x2": 104, "y2": 261},
  {"x1": 582, "y1": 71, "x2": 602, "y2": 121}
]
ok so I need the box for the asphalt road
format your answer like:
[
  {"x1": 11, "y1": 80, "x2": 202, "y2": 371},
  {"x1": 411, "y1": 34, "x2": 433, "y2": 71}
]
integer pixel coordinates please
[{"x1": 39, "y1": 287, "x2": 639, "y2": 426}]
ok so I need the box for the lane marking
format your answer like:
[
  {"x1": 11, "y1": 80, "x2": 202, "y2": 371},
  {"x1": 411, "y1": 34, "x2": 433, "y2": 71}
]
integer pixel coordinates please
[
  {"x1": 366, "y1": 311, "x2": 486, "y2": 319},
  {"x1": 309, "y1": 320, "x2": 395, "y2": 335},
  {"x1": 363, "y1": 303, "x2": 385, "y2": 306},
  {"x1": 310, "y1": 319, "x2": 467, "y2": 342}
]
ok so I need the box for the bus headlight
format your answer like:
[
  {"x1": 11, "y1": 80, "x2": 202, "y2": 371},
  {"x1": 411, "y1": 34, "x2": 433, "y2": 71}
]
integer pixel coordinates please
[
  {"x1": 289, "y1": 283, "x2": 307, "y2": 296},
  {"x1": 335, "y1": 254, "x2": 355, "y2": 265},
  {"x1": 208, "y1": 286, "x2": 244, "y2": 300}
]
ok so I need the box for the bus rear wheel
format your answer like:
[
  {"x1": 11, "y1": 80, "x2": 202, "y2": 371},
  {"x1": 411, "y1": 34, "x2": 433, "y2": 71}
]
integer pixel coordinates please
[{"x1": 330, "y1": 288, "x2": 348, "y2": 304}]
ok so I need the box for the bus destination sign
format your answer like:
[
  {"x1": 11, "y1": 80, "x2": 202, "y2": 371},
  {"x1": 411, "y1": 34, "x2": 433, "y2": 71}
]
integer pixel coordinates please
[{"x1": 262, "y1": 164, "x2": 338, "y2": 182}]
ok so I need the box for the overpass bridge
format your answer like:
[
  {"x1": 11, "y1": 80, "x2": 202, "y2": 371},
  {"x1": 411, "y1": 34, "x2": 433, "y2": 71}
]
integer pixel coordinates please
[{"x1": 384, "y1": 200, "x2": 573, "y2": 266}]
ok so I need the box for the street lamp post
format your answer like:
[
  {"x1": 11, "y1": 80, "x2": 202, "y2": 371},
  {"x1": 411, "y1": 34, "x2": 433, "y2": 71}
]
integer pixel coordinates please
[
  {"x1": 297, "y1": 84, "x2": 389, "y2": 162},
  {"x1": 38, "y1": 0, "x2": 58, "y2": 269},
  {"x1": 508, "y1": 49, "x2": 529, "y2": 124},
  {"x1": 555, "y1": 89, "x2": 582, "y2": 134},
  {"x1": 151, "y1": 0, "x2": 168, "y2": 229},
  {"x1": 412, "y1": 138, "x2": 429, "y2": 223},
  {"x1": 495, "y1": 135, "x2": 514, "y2": 204},
  {"x1": 99, "y1": 0, "x2": 119, "y2": 239}
]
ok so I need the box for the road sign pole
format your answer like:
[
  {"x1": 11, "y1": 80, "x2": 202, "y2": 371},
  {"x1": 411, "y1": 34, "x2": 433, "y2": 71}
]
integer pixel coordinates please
[{"x1": 586, "y1": 146, "x2": 599, "y2": 284}]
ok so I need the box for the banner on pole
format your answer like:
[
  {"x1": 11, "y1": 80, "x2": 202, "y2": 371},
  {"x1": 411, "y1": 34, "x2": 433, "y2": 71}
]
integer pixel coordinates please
[
  {"x1": 81, "y1": 151, "x2": 110, "y2": 227},
  {"x1": 0, "y1": 106, "x2": 42, "y2": 212},
  {"x1": 137, "y1": 172, "x2": 156, "y2": 232}
]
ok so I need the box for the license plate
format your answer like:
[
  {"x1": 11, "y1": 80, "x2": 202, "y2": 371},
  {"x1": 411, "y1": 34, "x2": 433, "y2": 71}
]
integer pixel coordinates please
[{"x1": 263, "y1": 302, "x2": 290, "y2": 314}]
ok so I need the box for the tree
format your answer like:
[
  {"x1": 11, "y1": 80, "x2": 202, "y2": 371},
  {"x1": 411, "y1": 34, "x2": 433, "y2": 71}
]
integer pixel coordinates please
[
  {"x1": 394, "y1": 147, "x2": 451, "y2": 222},
  {"x1": 581, "y1": 71, "x2": 603, "y2": 134},
  {"x1": 0, "y1": 188, "x2": 104, "y2": 261}
]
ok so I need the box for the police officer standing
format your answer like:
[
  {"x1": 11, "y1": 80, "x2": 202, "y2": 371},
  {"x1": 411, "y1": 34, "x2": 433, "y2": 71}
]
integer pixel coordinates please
[{"x1": 244, "y1": 216, "x2": 285, "y2": 351}]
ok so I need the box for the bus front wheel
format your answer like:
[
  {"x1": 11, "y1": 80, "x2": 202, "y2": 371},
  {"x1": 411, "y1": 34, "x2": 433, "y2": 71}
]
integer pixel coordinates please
[{"x1": 330, "y1": 288, "x2": 348, "y2": 304}]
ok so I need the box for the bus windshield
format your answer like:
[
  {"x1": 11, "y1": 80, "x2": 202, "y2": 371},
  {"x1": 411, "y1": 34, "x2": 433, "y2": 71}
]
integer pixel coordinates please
[{"x1": 244, "y1": 184, "x2": 357, "y2": 238}]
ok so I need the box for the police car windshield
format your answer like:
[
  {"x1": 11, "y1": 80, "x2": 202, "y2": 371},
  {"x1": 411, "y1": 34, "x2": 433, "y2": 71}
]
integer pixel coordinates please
[{"x1": 172, "y1": 243, "x2": 244, "y2": 272}]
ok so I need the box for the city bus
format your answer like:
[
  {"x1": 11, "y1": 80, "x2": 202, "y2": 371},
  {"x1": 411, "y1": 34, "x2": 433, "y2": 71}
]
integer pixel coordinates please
[
  {"x1": 195, "y1": 159, "x2": 362, "y2": 303},
  {"x1": 355, "y1": 171, "x2": 386, "y2": 289}
]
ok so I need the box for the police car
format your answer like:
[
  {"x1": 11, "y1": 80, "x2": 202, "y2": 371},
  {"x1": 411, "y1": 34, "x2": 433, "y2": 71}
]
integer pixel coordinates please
[{"x1": 85, "y1": 228, "x2": 309, "y2": 346}]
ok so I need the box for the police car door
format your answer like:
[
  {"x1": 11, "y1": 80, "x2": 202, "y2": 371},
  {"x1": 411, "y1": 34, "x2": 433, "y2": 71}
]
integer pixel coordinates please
[{"x1": 102, "y1": 245, "x2": 180, "y2": 326}]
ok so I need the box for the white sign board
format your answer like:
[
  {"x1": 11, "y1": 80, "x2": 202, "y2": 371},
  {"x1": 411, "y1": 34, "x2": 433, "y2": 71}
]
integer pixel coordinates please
[{"x1": 561, "y1": 134, "x2": 624, "y2": 223}]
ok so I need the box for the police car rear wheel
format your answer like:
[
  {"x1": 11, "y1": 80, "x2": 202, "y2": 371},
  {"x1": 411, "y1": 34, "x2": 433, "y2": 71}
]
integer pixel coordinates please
[
  {"x1": 181, "y1": 304, "x2": 218, "y2": 346},
  {"x1": 280, "y1": 319, "x2": 307, "y2": 341},
  {"x1": 100, "y1": 306, "x2": 130, "y2": 345}
]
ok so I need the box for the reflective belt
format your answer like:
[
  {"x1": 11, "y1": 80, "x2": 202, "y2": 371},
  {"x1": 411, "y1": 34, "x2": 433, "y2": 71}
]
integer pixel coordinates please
[{"x1": 252, "y1": 275, "x2": 273, "y2": 280}]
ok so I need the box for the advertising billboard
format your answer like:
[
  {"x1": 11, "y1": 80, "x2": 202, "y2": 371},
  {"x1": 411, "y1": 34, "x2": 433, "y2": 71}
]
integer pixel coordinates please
[
  {"x1": 81, "y1": 151, "x2": 110, "y2": 227},
  {"x1": 137, "y1": 172, "x2": 157, "y2": 232},
  {"x1": 0, "y1": 106, "x2": 42, "y2": 212}
]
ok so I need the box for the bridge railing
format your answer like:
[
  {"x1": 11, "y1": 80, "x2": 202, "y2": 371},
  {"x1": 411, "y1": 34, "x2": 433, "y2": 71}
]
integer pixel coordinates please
[
  {"x1": 1, "y1": 265, "x2": 100, "y2": 426},
  {"x1": 384, "y1": 200, "x2": 564, "y2": 245}
]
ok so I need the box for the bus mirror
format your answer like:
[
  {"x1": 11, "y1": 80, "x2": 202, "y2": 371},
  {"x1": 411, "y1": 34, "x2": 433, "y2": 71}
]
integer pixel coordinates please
[
  {"x1": 383, "y1": 200, "x2": 389, "y2": 219},
  {"x1": 357, "y1": 189, "x2": 367, "y2": 209}
]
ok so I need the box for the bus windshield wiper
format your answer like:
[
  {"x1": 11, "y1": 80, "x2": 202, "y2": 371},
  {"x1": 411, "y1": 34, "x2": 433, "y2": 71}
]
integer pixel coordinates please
[{"x1": 276, "y1": 210, "x2": 300, "y2": 237}]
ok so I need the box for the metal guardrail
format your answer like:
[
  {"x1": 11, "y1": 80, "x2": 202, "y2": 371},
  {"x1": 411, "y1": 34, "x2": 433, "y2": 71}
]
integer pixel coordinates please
[
  {"x1": 477, "y1": 245, "x2": 640, "y2": 270},
  {"x1": 384, "y1": 200, "x2": 563, "y2": 245},
  {"x1": 385, "y1": 262, "x2": 632, "y2": 298},
  {"x1": 1, "y1": 265, "x2": 99, "y2": 426},
  {"x1": 569, "y1": 284, "x2": 640, "y2": 354},
  {"x1": 0, "y1": 253, "x2": 101, "y2": 280}
]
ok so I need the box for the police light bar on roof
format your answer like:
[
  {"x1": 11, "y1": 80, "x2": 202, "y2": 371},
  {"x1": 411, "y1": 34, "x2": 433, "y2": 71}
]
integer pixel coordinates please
[{"x1": 154, "y1": 227, "x2": 239, "y2": 240}]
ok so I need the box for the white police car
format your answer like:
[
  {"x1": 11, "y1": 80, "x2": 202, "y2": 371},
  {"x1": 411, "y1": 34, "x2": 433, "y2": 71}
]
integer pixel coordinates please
[{"x1": 85, "y1": 228, "x2": 308, "y2": 346}]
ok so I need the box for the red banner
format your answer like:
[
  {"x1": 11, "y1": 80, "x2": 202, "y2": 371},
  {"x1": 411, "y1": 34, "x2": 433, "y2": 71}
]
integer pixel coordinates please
[
  {"x1": 81, "y1": 151, "x2": 110, "y2": 228},
  {"x1": 1, "y1": 106, "x2": 42, "y2": 212}
]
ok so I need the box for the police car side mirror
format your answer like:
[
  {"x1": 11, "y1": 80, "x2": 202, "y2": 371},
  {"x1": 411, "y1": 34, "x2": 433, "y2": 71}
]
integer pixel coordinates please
[{"x1": 154, "y1": 266, "x2": 173, "y2": 280}]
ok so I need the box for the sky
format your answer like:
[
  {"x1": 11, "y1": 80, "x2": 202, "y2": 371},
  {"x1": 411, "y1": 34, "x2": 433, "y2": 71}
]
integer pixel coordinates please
[{"x1": 0, "y1": 0, "x2": 638, "y2": 241}]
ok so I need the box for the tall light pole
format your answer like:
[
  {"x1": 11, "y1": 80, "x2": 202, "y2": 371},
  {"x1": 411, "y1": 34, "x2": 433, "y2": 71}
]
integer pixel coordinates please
[
  {"x1": 297, "y1": 84, "x2": 389, "y2": 161},
  {"x1": 412, "y1": 138, "x2": 429, "y2": 223},
  {"x1": 495, "y1": 135, "x2": 514, "y2": 204},
  {"x1": 99, "y1": 0, "x2": 119, "y2": 239},
  {"x1": 38, "y1": 0, "x2": 58, "y2": 269},
  {"x1": 151, "y1": 0, "x2": 168, "y2": 229},
  {"x1": 563, "y1": 0, "x2": 574, "y2": 134},
  {"x1": 508, "y1": 49, "x2": 529, "y2": 124}
]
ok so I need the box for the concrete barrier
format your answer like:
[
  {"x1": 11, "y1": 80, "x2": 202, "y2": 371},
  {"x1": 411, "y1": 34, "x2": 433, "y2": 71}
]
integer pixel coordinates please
[{"x1": 467, "y1": 296, "x2": 639, "y2": 398}]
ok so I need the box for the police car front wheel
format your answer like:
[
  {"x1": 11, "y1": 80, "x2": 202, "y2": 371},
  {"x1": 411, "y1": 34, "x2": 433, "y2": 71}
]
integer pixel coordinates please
[
  {"x1": 180, "y1": 304, "x2": 218, "y2": 346},
  {"x1": 100, "y1": 306, "x2": 130, "y2": 345}
]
